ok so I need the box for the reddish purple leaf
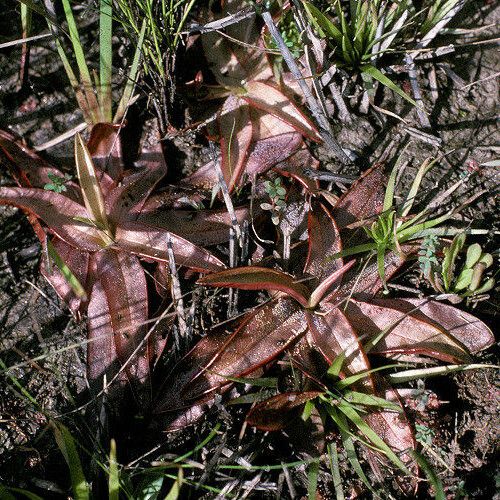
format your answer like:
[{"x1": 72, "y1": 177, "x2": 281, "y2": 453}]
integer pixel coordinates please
[
  {"x1": 87, "y1": 123, "x2": 123, "y2": 181},
  {"x1": 370, "y1": 298, "x2": 494, "y2": 354},
  {"x1": 87, "y1": 278, "x2": 127, "y2": 395},
  {"x1": 365, "y1": 383, "x2": 418, "y2": 495},
  {"x1": 0, "y1": 187, "x2": 104, "y2": 251},
  {"x1": 184, "y1": 124, "x2": 302, "y2": 190},
  {"x1": 91, "y1": 249, "x2": 151, "y2": 405},
  {"x1": 154, "y1": 298, "x2": 307, "y2": 414},
  {"x1": 0, "y1": 129, "x2": 81, "y2": 201},
  {"x1": 114, "y1": 220, "x2": 226, "y2": 272},
  {"x1": 306, "y1": 309, "x2": 372, "y2": 386},
  {"x1": 137, "y1": 205, "x2": 251, "y2": 246},
  {"x1": 333, "y1": 162, "x2": 386, "y2": 229},
  {"x1": 246, "y1": 391, "x2": 322, "y2": 431},
  {"x1": 304, "y1": 203, "x2": 343, "y2": 283},
  {"x1": 333, "y1": 246, "x2": 417, "y2": 300},
  {"x1": 218, "y1": 95, "x2": 254, "y2": 191},
  {"x1": 108, "y1": 165, "x2": 166, "y2": 223},
  {"x1": 242, "y1": 81, "x2": 320, "y2": 141},
  {"x1": 198, "y1": 266, "x2": 310, "y2": 308},
  {"x1": 274, "y1": 148, "x2": 320, "y2": 191},
  {"x1": 345, "y1": 298, "x2": 472, "y2": 363},
  {"x1": 40, "y1": 238, "x2": 89, "y2": 318}
]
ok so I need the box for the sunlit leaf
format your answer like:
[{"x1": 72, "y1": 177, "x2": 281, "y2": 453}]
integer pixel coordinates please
[
  {"x1": 242, "y1": 81, "x2": 320, "y2": 141},
  {"x1": 198, "y1": 266, "x2": 310, "y2": 307},
  {"x1": 0, "y1": 187, "x2": 104, "y2": 250},
  {"x1": 346, "y1": 299, "x2": 472, "y2": 363}
]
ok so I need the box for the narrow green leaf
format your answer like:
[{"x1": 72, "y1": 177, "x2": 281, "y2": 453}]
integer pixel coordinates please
[
  {"x1": 327, "y1": 352, "x2": 346, "y2": 378},
  {"x1": 342, "y1": 390, "x2": 401, "y2": 411},
  {"x1": 108, "y1": 439, "x2": 119, "y2": 500},
  {"x1": 61, "y1": 0, "x2": 100, "y2": 122},
  {"x1": 442, "y1": 233, "x2": 465, "y2": 291},
  {"x1": 165, "y1": 467, "x2": 183, "y2": 500},
  {"x1": 401, "y1": 158, "x2": 435, "y2": 217},
  {"x1": 74, "y1": 133, "x2": 111, "y2": 238},
  {"x1": 173, "y1": 423, "x2": 221, "y2": 463},
  {"x1": 303, "y1": 2, "x2": 343, "y2": 45},
  {"x1": 361, "y1": 64, "x2": 417, "y2": 106},
  {"x1": 51, "y1": 421, "x2": 90, "y2": 500},
  {"x1": 307, "y1": 459, "x2": 320, "y2": 500},
  {"x1": 336, "y1": 365, "x2": 400, "y2": 389},
  {"x1": 47, "y1": 240, "x2": 87, "y2": 299},
  {"x1": 99, "y1": 0, "x2": 113, "y2": 122},
  {"x1": 327, "y1": 443, "x2": 345, "y2": 500},
  {"x1": 219, "y1": 375, "x2": 279, "y2": 388},
  {"x1": 114, "y1": 19, "x2": 147, "y2": 123},
  {"x1": 3, "y1": 487, "x2": 44, "y2": 500},
  {"x1": 0, "y1": 485, "x2": 17, "y2": 500},
  {"x1": 337, "y1": 402, "x2": 409, "y2": 474},
  {"x1": 409, "y1": 450, "x2": 445, "y2": 500}
]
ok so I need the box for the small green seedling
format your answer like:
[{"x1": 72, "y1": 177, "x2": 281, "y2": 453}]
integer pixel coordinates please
[
  {"x1": 424, "y1": 233, "x2": 495, "y2": 303},
  {"x1": 261, "y1": 177, "x2": 287, "y2": 226},
  {"x1": 44, "y1": 172, "x2": 72, "y2": 193}
]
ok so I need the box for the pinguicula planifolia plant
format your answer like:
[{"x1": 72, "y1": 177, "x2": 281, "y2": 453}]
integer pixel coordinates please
[
  {"x1": 152, "y1": 163, "x2": 494, "y2": 493},
  {"x1": 184, "y1": 0, "x2": 321, "y2": 193},
  {"x1": 0, "y1": 128, "x2": 226, "y2": 406}
]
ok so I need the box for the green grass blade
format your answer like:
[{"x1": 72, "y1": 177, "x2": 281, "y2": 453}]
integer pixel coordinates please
[
  {"x1": 338, "y1": 418, "x2": 378, "y2": 495},
  {"x1": 0, "y1": 485, "x2": 17, "y2": 500},
  {"x1": 327, "y1": 443, "x2": 345, "y2": 500},
  {"x1": 109, "y1": 439, "x2": 119, "y2": 500},
  {"x1": 51, "y1": 421, "x2": 90, "y2": 500},
  {"x1": 47, "y1": 240, "x2": 87, "y2": 299},
  {"x1": 1, "y1": 486, "x2": 44, "y2": 500},
  {"x1": 328, "y1": 242, "x2": 377, "y2": 261},
  {"x1": 165, "y1": 467, "x2": 183, "y2": 500},
  {"x1": 114, "y1": 19, "x2": 146, "y2": 123},
  {"x1": 337, "y1": 402, "x2": 410, "y2": 474},
  {"x1": 410, "y1": 450, "x2": 445, "y2": 500},
  {"x1": 361, "y1": 64, "x2": 417, "y2": 106},
  {"x1": 61, "y1": 0, "x2": 100, "y2": 122},
  {"x1": 384, "y1": 163, "x2": 399, "y2": 212},
  {"x1": 398, "y1": 211, "x2": 453, "y2": 242},
  {"x1": 99, "y1": 0, "x2": 113, "y2": 122},
  {"x1": 343, "y1": 391, "x2": 401, "y2": 411},
  {"x1": 401, "y1": 158, "x2": 436, "y2": 217},
  {"x1": 303, "y1": 2, "x2": 343, "y2": 45},
  {"x1": 327, "y1": 352, "x2": 346, "y2": 378},
  {"x1": 336, "y1": 365, "x2": 401, "y2": 390},
  {"x1": 307, "y1": 459, "x2": 320, "y2": 500},
  {"x1": 173, "y1": 423, "x2": 221, "y2": 463}
]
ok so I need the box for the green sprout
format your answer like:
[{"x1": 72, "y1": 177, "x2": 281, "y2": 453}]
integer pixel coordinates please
[
  {"x1": 261, "y1": 177, "x2": 287, "y2": 226},
  {"x1": 44, "y1": 172, "x2": 72, "y2": 193},
  {"x1": 424, "y1": 233, "x2": 495, "y2": 303}
]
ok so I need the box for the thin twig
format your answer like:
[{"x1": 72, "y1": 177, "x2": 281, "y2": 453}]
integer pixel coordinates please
[
  {"x1": 166, "y1": 233, "x2": 187, "y2": 339},
  {"x1": 262, "y1": 11, "x2": 352, "y2": 165},
  {"x1": 404, "y1": 53, "x2": 431, "y2": 128},
  {"x1": 209, "y1": 142, "x2": 242, "y2": 244},
  {"x1": 184, "y1": 7, "x2": 256, "y2": 34}
]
